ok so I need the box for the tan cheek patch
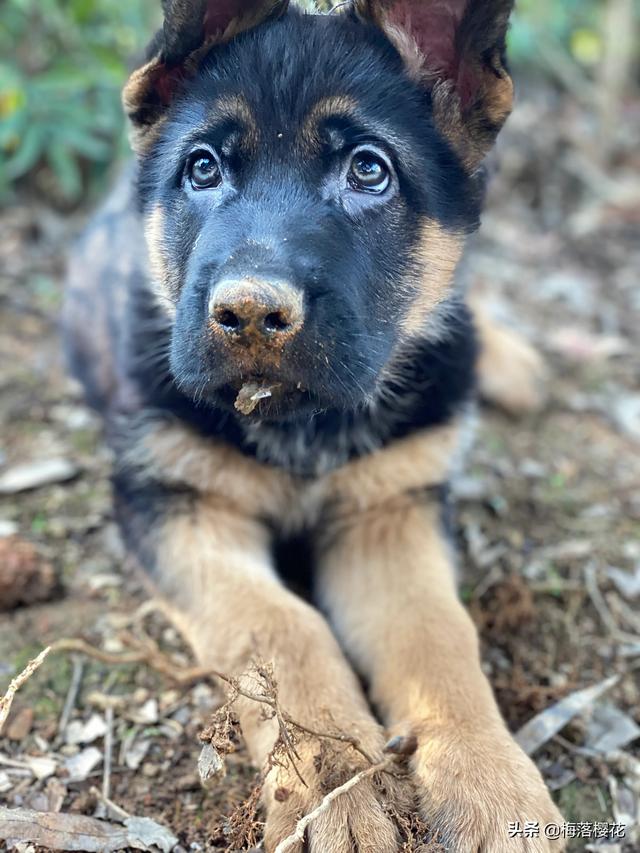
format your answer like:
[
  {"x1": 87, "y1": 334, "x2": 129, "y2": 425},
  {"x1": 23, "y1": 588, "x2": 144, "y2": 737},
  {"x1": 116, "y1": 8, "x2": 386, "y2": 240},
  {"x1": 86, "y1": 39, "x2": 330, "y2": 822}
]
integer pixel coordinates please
[
  {"x1": 400, "y1": 220, "x2": 464, "y2": 339},
  {"x1": 145, "y1": 204, "x2": 181, "y2": 318}
]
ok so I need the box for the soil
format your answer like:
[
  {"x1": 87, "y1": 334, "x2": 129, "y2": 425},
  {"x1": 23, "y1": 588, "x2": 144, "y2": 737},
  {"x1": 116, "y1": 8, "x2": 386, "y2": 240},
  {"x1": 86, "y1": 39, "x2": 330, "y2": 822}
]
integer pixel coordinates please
[{"x1": 1, "y1": 83, "x2": 639, "y2": 851}]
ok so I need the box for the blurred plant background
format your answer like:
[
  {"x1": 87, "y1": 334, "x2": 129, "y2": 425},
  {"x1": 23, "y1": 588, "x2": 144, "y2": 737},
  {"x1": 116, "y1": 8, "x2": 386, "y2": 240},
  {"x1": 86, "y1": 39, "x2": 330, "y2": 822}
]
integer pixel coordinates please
[
  {"x1": 0, "y1": 0, "x2": 638, "y2": 207},
  {"x1": 1, "y1": 3, "x2": 640, "y2": 849},
  {"x1": 0, "y1": 0, "x2": 160, "y2": 204}
]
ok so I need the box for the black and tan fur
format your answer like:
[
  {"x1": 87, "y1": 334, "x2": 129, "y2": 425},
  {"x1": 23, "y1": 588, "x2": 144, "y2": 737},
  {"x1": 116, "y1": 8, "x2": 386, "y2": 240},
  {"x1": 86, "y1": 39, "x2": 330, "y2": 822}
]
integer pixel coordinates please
[{"x1": 65, "y1": 1, "x2": 559, "y2": 850}]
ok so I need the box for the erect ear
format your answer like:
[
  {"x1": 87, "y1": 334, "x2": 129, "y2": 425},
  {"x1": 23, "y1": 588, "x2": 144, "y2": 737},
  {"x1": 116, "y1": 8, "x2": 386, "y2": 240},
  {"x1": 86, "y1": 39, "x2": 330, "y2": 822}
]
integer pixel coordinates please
[
  {"x1": 123, "y1": 0, "x2": 289, "y2": 149},
  {"x1": 353, "y1": 0, "x2": 514, "y2": 167}
]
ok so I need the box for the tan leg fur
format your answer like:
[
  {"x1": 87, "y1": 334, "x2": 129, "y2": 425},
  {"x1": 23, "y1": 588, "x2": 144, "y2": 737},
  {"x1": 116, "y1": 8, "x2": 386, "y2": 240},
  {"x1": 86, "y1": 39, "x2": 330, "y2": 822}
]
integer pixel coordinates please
[
  {"x1": 471, "y1": 299, "x2": 549, "y2": 416},
  {"x1": 315, "y1": 431, "x2": 565, "y2": 852},
  {"x1": 152, "y1": 495, "x2": 402, "y2": 853}
]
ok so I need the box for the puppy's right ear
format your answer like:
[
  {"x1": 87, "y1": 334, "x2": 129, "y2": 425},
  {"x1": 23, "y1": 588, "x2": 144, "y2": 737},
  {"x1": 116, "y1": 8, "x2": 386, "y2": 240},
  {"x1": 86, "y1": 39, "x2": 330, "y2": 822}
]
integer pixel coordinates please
[{"x1": 123, "y1": 0, "x2": 289, "y2": 150}]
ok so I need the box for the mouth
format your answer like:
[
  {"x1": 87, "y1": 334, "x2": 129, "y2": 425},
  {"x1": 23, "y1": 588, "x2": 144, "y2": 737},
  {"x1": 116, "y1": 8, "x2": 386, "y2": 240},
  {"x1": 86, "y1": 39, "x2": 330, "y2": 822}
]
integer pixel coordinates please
[
  {"x1": 212, "y1": 375, "x2": 319, "y2": 421},
  {"x1": 234, "y1": 380, "x2": 283, "y2": 415}
]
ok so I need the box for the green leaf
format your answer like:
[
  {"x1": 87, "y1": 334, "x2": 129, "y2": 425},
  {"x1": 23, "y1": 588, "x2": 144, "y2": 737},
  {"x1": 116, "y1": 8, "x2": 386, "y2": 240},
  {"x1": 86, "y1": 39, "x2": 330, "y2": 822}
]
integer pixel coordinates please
[
  {"x1": 47, "y1": 141, "x2": 83, "y2": 199},
  {"x1": 3, "y1": 124, "x2": 44, "y2": 179}
]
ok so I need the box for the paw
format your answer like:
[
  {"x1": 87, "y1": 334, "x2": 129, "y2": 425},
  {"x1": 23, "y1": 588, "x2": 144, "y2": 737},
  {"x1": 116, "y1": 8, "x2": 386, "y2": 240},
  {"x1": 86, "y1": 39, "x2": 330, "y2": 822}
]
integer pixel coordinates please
[
  {"x1": 476, "y1": 319, "x2": 549, "y2": 416},
  {"x1": 262, "y1": 739, "x2": 406, "y2": 853},
  {"x1": 412, "y1": 723, "x2": 565, "y2": 852}
]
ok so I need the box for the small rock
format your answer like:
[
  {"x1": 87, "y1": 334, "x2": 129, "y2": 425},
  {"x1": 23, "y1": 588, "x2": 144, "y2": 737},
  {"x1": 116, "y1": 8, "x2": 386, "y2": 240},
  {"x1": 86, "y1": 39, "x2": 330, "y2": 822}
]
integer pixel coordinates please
[
  {"x1": 65, "y1": 713, "x2": 107, "y2": 745},
  {"x1": 0, "y1": 770, "x2": 12, "y2": 794},
  {"x1": 171, "y1": 706, "x2": 191, "y2": 726},
  {"x1": 611, "y1": 394, "x2": 640, "y2": 441},
  {"x1": 0, "y1": 520, "x2": 19, "y2": 538},
  {"x1": 547, "y1": 327, "x2": 628, "y2": 362},
  {"x1": 64, "y1": 746, "x2": 102, "y2": 782},
  {"x1": 174, "y1": 773, "x2": 200, "y2": 792},
  {"x1": 0, "y1": 537, "x2": 58, "y2": 610},
  {"x1": 6, "y1": 707, "x2": 34, "y2": 741},
  {"x1": 537, "y1": 270, "x2": 596, "y2": 314},
  {"x1": 607, "y1": 565, "x2": 640, "y2": 599},
  {"x1": 0, "y1": 458, "x2": 79, "y2": 494},
  {"x1": 451, "y1": 476, "x2": 487, "y2": 501},
  {"x1": 520, "y1": 458, "x2": 547, "y2": 479},
  {"x1": 124, "y1": 738, "x2": 151, "y2": 770},
  {"x1": 45, "y1": 777, "x2": 67, "y2": 812},
  {"x1": 25, "y1": 756, "x2": 56, "y2": 781},
  {"x1": 191, "y1": 683, "x2": 216, "y2": 711},
  {"x1": 84, "y1": 573, "x2": 123, "y2": 592},
  {"x1": 129, "y1": 698, "x2": 158, "y2": 725}
]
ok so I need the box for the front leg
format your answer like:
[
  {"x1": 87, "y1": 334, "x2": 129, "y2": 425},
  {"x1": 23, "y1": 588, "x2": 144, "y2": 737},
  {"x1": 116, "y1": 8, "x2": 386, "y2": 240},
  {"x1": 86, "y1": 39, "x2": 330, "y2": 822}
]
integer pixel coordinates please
[
  {"x1": 113, "y1": 435, "x2": 403, "y2": 853},
  {"x1": 316, "y1": 445, "x2": 564, "y2": 852}
]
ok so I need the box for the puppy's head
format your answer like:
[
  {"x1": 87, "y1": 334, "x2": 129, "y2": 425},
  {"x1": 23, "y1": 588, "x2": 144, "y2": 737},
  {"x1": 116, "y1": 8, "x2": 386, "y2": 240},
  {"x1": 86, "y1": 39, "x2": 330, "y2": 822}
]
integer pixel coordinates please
[{"x1": 125, "y1": 0, "x2": 514, "y2": 420}]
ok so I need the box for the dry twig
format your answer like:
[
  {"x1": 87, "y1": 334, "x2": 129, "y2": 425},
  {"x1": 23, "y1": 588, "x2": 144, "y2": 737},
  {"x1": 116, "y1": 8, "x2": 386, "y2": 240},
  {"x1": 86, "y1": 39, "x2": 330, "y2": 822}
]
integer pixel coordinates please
[
  {"x1": 50, "y1": 637, "x2": 213, "y2": 686},
  {"x1": 58, "y1": 654, "x2": 84, "y2": 735},
  {"x1": 102, "y1": 706, "x2": 114, "y2": 800},
  {"x1": 585, "y1": 564, "x2": 640, "y2": 644},
  {"x1": 0, "y1": 646, "x2": 50, "y2": 734},
  {"x1": 52, "y1": 636, "x2": 376, "y2": 768},
  {"x1": 273, "y1": 756, "x2": 395, "y2": 853}
]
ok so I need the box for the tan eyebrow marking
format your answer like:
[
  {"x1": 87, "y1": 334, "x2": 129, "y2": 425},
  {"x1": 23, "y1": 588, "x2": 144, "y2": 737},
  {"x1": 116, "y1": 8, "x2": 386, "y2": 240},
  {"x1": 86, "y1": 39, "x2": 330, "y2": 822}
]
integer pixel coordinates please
[
  {"x1": 207, "y1": 93, "x2": 260, "y2": 151},
  {"x1": 299, "y1": 95, "x2": 359, "y2": 151}
]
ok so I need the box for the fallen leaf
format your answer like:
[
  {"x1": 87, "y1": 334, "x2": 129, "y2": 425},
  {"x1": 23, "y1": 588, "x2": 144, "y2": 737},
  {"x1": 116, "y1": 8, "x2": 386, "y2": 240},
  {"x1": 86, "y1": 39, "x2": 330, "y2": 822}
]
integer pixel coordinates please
[
  {"x1": 0, "y1": 806, "x2": 178, "y2": 852},
  {"x1": 584, "y1": 703, "x2": 640, "y2": 753},
  {"x1": 198, "y1": 743, "x2": 226, "y2": 788},
  {"x1": 515, "y1": 675, "x2": 619, "y2": 755}
]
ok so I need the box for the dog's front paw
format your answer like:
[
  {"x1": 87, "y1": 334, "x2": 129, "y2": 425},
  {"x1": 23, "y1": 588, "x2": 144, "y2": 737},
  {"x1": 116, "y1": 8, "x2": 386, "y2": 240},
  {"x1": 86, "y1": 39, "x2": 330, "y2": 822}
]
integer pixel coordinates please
[
  {"x1": 476, "y1": 317, "x2": 549, "y2": 416},
  {"x1": 412, "y1": 722, "x2": 565, "y2": 852},
  {"x1": 262, "y1": 738, "x2": 405, "y2": 853}
]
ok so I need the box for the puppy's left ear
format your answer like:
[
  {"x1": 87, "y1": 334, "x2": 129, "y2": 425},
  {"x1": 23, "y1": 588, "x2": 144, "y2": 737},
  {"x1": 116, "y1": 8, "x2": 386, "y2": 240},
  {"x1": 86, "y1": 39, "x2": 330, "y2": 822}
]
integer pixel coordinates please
[
  {"x1": 124, "y1": 0, "x2": 289, "y2": 150},
  {"x1": 353, "y1": 0, "x2": 514, "y2": 167}
]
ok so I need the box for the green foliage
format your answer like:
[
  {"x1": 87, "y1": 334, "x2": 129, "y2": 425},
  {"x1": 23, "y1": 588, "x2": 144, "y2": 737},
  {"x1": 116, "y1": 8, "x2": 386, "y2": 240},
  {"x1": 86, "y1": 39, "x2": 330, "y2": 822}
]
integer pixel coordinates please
[
  {"x1": 0, "y1": 0, "x2": 612, "y2": 205},
  {"x1": 509, "y1": 0, "x2": 605, "y2": 68},
  {"x1": 0, "y1": 0, "x2": 157, "y2": 203}
]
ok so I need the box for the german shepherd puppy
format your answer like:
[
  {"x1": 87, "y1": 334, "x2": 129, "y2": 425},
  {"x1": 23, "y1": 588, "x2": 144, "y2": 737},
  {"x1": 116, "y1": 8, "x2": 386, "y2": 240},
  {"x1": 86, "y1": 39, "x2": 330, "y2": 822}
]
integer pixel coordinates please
[{"x1": 65, "y1": 1, "x2": 562, "y2": 850}]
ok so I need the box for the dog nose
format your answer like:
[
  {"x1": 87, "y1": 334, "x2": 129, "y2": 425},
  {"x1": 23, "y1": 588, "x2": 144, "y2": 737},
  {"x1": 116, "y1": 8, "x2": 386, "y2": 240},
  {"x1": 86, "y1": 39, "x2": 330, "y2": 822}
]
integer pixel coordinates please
[{"x1": 209, "y1": 278, "x2": 304, "y2": 342}]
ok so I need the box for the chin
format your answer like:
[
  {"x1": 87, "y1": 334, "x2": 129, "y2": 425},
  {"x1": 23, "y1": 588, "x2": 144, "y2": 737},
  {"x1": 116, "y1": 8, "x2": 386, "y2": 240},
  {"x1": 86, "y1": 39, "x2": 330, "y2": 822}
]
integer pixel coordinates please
[{"x1": 181, "y1": 370, "x2": 370, "y2": 423}]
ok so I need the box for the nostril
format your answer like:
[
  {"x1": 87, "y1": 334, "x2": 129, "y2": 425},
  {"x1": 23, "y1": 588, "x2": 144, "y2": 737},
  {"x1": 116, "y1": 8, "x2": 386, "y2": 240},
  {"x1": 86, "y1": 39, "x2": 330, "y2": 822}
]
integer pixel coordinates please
[
  {"x1": 263, "y1": 311, "x2": 291, "y2": 333},
  {"x1": 215, "y1": 308, "x2": 242, "y2": 332}
]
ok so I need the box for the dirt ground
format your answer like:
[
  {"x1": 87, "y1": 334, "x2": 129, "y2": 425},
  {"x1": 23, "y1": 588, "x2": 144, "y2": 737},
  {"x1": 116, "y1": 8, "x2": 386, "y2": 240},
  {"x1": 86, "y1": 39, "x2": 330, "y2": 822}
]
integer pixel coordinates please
[{"x1": 1, "y1": 81, "x2": 639, "y2": 852}]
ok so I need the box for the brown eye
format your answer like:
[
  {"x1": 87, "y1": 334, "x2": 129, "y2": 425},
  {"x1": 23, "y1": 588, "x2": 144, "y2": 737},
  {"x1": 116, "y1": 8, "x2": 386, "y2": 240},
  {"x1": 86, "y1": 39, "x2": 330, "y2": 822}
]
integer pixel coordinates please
[
  {"x1": 349, "y1": 151, "x2": 390, "y2": 193},
  {"x1": 189, "y1": 152, "x2": 221, "y2": 190}
]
